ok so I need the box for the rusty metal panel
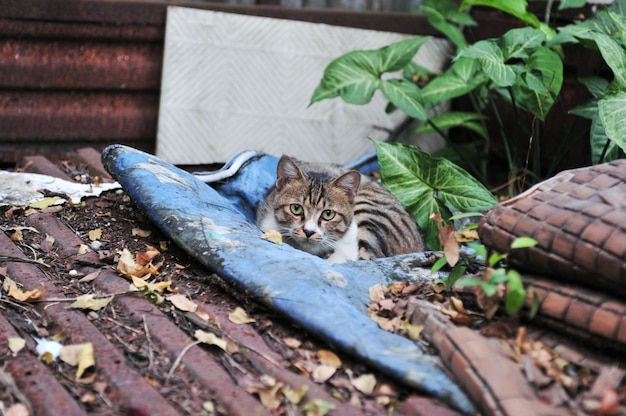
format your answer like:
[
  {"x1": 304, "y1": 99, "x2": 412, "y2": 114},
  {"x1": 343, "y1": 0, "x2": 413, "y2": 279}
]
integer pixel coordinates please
[
  {"x1": 0, "y1": 91, "x2": 158, "y2": 139},
  {"x1": 0, "y1": 39, "x2": 162, "y2": 90}
]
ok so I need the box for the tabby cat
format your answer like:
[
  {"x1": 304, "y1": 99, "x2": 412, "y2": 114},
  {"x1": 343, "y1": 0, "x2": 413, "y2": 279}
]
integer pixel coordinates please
[{"x1": 257, "y1": 155, "x2": 424, "y2": 264}]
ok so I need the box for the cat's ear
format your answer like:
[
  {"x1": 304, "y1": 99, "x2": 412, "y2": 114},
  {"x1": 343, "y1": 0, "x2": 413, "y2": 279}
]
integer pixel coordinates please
[
  {"x1": 332, "y1": 170, "x2": 361, "y2": 203},
  {"x1": 276, "y1": 155, "x2": 304, "y2": 190}
]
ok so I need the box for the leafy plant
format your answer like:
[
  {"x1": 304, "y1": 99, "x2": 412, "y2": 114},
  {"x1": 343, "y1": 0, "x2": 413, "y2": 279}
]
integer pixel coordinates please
[
  {"x1": 374, "y1": 141, "x2": 496, "y2": 250},
  {"x1": 457, "y1": 236, "x2": 539, "y2": 315},
  {"x1": 311, "y1": 0, "x2": 626, "y2": 197}
]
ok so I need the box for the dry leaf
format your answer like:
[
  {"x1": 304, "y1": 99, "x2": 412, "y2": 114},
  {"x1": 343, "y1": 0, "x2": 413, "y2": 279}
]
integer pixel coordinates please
[
  {"x1": 260, "y1": 229, "x2": 283, "y2": 244},
  {"x1": 312, "y1": 364, "x2": 336, "y2": 383},
  {"x1": 283, "y1": 385, "x2": 309, "y2": 404},
  {"x1": 29, "y1": 196, "x2": 61, "y2": 209},
  {"x1": 317, "y1": 349, "x2": 342, "y2": 369},
  {"x1": 456, "y1": 229, "x2": 479, "y2": 242},
  {"x1": 88, "y1": 228, "x2": 102, "y2": 241},
  {"x1": 283, "y1": 337, "x2": 302, "y2": 349},
  {"x1": 132, "y1": 227, "x2": 152, "y2": 238},
  {"x1": 194, "y1": 330, "x2": 227, "y2": 352},
  {"x1": 401, "y1": 320, "x2": 424, "y2": 341},
  {"x1": 60, "y1": 342, "x2": 95, "y2": 380},
  {"x1": 77, "y1": 244, "x2": 90, "y2": 255},
  {"x1": 3, "y1": 277, "x2": 46, "y2": 302},
  {"x1": 8, "y1": 337, "x2": 26, "y2": 356},
  {"x1": 369, "y1": 283, "x2": 387, "y2": 302},
  {"x1": 351, "y1": 374, "x2": 376, "y2": 395},
  {"x1": 10, "y1": 229, "x2": 23, "y2": 242},
  {"x1": 117, "y1": 248, "x2": 162, "y2": 279},
  {"x1": 228, "y1": 307, "x2": 255, "y2": 324},
  {"x1": 5, "y1": 403, "x2": 29, "y2": 416},
  {"x1": 443, "y1": 229, "x2": 459, "y2": 267},
  {"x1": 69, "y1": 294, "x2": 114, "y2": 311},
  {"x1": 301, "y1": 398, "x2": 335, "y2": 416},
  {"x1": 78, "y1": 270, "x2": 101, "y2": 283},
  {"x1": 167, "y1": 294, "x2": 198, "y2": 312}
]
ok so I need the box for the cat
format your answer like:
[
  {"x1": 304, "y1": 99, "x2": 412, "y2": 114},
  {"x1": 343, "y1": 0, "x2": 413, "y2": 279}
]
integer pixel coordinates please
[{"x1": 256, "y1": 155, "x2": 424, "y2": 264}]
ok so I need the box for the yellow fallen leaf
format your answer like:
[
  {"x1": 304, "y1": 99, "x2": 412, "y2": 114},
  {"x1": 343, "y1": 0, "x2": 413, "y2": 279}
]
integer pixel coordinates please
[
  {"x1": 60, "y1": 342, "x2": 95, "y2": 380},
  {"x1": 401, "y1": 320, "x2": 424, "y2": 341},
  {"x1": 8, "y1": 337, "x2": 26, "y2": 356},
  {"x1": 194, "y1": 330, "x2": 227, "y2": 352},
  {"x1": 132, "y1": 227, "x2": 152, "y2": 238},
  {"x1": 88, "y1": 228, "x2": 102, "y2": 241},
  {"x1": 351, "y1": 374, "x2": 376, "y2": 395},
  {"x1": 29, "y1": 196, "x2": 61, "y2": 209},
  {"x1": 301, "y1": 398, "x2": 335, "y2": 416},
  {"x1": 77, "y1": 244, "x2": 90, "y2": 255},
  {"x1": 4, "y1": 277, "x2": 46, "y2": 302},
  {"x1": 69, "y1": 294, "x2": 114, "y2": 311},
  {"x1": 228, "y1": 307, "x2": 255, "y2": 324},
  {"x1": 167, "y1": 294, "x2": 197, "y2": 312},
  {"x1": 283, "y1": 337, "x2": 301, "y2": 349},
  {"x1": 317, "y1": 349, "x2": 341, "y2": 369},
  {"x1": 260, "y1": 229, "x2": 283, "y2": 244},
  {"x1": 10, "y1": 229, "x2": 23, "y2": 242},
  {"x1": 283, "y1": 385, "x2": 309, "y2": 404}
]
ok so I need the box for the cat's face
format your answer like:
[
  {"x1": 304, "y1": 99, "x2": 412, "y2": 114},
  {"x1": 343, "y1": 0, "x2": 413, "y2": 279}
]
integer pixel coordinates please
[{"x1": 271, "y1": 156, "x2": 360, "y2": 257}]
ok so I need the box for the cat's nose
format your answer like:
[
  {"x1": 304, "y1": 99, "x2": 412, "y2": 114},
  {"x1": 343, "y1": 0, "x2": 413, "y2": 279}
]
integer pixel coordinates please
[{"x1": 303, "y1": 229, "x2": 315, "y2": 238}]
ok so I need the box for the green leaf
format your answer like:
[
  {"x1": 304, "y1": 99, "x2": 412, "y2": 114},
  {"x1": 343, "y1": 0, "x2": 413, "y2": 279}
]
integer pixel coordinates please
[
  {"x1": 380, "y1": 79, "x2": 428, "y2": 121},
  {"x1": 416, "y1": 112, "x2": 488, "y2": 139},
  {"x1": 506, "y1": 269, "x2": 524, "y2": 291},
  {"x1": 488, "y1": 268, "x2": 509, "y2": 284},
  {"x1": 422, "y1": 57, "x2": 488, "y2": 104},
  {"x1": 528, "y1": 288, "x2": 540, "y2": 318},
  {"x1": 578, "y1": 76, "x2": 609, "y2": 99},
  {"x1": 467, "y1": 241, "x2": 487, "y2": 260},
  {"x1": 487, "y1": 252, "x2": 508, "y2": 268},
  {"x1": 421, "y1": 0, "x2": 473, "y2": 49},
  {"x1": 505, "y1": 288, "x2": 526, "y2": 314},
  {"x1": 380, "y1": 37, "x2": 433, "y2": 73},
  {"x1": 460, "y1": 0, "x2": 542, "y2": 28},
  {"x1": 590, "y1": 113, "x2": 623, "y2": 164},
  {"x1": 505, "y1": 47, "x2": 563, "y2": 120},
  {"x1": 501, "y1": 27, "x2": 546, "y2": 60},
  {"x1": 431, "y1": 256, "x2": 450, "y2": 273},
  {"x1": 375, "y1": 141, "x2": 497, "y2": 250},
  {"x1": 598, "y1": 91, "x2": 626, "y2": 156},
  {"x1": 446, "y1": 264, "x2": 467, "y2": 290},
  {"x1": 309, "y1": 37, "x2": 431, "y2": 106},
  {"x1": 456, "y1": 277, "x2": 499, "y2": 297},
  {"x1": 458, "y1": 40, "x2": 516, "y2": 87},
  {"x1": 590, "y1": 32, "x2": 626, "y2": 89},
  {"x1": 558, "y1": 0, "x2": 586, "y2": 10},
  {"x1": 510, "y1": 236, "x2": 538, "y2": 249}
]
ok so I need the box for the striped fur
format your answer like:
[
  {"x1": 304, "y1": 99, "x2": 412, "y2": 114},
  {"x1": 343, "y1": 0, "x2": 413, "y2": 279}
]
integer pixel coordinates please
[{"x1": 257, "y1": 155, "x2": 424, "y2": 263}]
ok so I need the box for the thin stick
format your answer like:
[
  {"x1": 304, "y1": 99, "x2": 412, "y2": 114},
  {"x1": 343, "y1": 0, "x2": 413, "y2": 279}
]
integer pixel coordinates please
[{"x1": 167, "y1": 340, "x2": 201, "y2": 380}]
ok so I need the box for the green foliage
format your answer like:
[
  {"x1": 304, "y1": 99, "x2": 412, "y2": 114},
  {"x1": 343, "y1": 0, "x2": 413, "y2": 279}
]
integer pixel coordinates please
[
  {"x1": 455, "y1": 237, "x2": 539, "y2": 315},
  {"x1": 310, "y1": 0, "x2": 626, "y2": 198},
  {"x1": 374, "y1": 141, "x2": 496, "y2": 250}
]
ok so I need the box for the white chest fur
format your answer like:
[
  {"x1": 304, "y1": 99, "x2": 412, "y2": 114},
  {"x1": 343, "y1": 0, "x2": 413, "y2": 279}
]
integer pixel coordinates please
[{"x1": 326, "y1": 220, "x2": 358, "y2": 264}]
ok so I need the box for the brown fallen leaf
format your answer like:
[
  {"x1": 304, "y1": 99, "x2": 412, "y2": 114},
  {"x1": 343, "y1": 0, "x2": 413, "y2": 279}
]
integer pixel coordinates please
[
  {"x1": 318, "y1": 349, "x2": 342, "y2": 369},
  {"x1": 312, "y1": 364, "x2": 336, "y2": 383},
  {"x1": 132, "y1": 227, "x2": 152, "y2": 238}
]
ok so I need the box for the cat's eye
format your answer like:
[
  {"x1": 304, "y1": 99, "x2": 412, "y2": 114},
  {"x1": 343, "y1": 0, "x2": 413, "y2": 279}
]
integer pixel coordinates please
[
  {"x1": 321, "y1": 209, "x2": 335, "y2": 220},
  {"x1": 290, "y1": 204, "x2": 303, "y2": 215}
]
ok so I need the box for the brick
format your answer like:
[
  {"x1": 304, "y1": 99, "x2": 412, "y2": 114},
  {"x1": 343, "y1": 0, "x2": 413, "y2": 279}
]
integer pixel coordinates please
[
  {"x1": 564, "y1": 300, "x2": 594, "y2": 329},
  {"x1": 540, "y1": 292, "x2": 570, "y2": 320},
  {"x1": 589, "y1": 309, "x2": 620, "y2": 339}
]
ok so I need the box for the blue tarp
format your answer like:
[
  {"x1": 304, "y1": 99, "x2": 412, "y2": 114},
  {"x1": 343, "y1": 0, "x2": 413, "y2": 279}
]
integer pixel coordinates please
[{"x1": 102, "y1": 144, "x2": 474, "y2": 414}]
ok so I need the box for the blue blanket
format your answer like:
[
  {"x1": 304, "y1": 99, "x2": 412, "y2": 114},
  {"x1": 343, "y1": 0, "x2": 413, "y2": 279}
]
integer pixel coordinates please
[{"x1": 102, "y1": 145, "x2": 473, "y2": 414}]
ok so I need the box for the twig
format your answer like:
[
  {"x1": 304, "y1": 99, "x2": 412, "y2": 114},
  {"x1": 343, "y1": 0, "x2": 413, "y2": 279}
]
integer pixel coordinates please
[
  {"x1": 143, "y1": 314, "x2": 155, "y2": 370},
  {"x1": 167, "y1": 340, "x2": 201, "y2": 380},
  {"x1": 0, "y1": 255, "x2": 51, "y2": 268}
]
